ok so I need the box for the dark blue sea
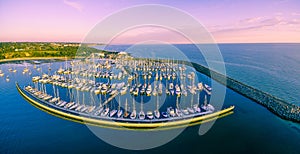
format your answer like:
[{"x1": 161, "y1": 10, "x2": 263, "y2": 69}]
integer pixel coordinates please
[{"x1": 1, "y1": 43, "x2": 300, "y2": 153}]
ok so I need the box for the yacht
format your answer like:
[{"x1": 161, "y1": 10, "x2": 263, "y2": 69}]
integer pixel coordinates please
[
  {"x1": 94, "y1": 107, "x2": 104, "y2": 116},
  {"x1": 101, "y1": 108, "x2": 110, "y2": 117},
  {"x1": 146, "y1": 111, "x2": 154, "y2": 119},
  {"x1": 117, "y1": 109, "x2": 123, "y2": 118},
  {"x1": 146, "y1": 84, "x2": 152, "y2": 96},
  {"x1": 162, "y1": 111, "x2": 168, "y2": 118},
  {"x1": 109, "y1": 109, "x2": 118, "y2": 117},
  {"x1": 175, "y1": 84, "x2": 181, "y2": 97},
  {"x1": 130, "y1": 110, "x2": 137, "y2": 119},
  {"x1": 193, "y1": 104, "x2": 201, "y2": 113},
  {"x1": 175, "y1": 108, "x2": 183, "y2": 117},
  {"x1": 139, "y1": 111, "x2": 145, "y2": 120},
  {"x1": 6, "y1": 75, "x2": 10, "y2": 82},
  {"x1": 154, "y1": 110, "x2": 160, "y2": 119}
]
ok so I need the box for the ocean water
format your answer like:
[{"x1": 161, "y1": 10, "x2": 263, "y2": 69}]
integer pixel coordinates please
[
  {"x1": 100, "y1": 43, "x2": 300, "y2": 105},
  {"x1": 0, "y1": 44, "x2": 300, "y2": 153}
]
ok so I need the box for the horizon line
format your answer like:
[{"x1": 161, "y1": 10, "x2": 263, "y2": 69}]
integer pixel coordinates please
[{"x1": 1, "y1": 41, "x2": 300, "y2": 45}]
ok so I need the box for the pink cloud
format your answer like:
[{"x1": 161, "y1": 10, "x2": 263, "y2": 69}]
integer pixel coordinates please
[{"x1": 63, "y1": 0, "x2": 83, "y2": 12}]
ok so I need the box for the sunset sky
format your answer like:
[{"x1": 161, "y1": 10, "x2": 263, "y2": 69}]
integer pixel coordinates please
[{"x1": 0, "y1": 0, "x2": 299, "y2": 43}]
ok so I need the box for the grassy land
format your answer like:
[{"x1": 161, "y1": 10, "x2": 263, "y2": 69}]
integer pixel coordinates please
[{"x1": 0, "y1": 42, "x2": 115, "y2": 61}]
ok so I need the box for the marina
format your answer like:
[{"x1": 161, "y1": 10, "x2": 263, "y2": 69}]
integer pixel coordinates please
[
  {"x1": 1, "y1": 43, "x2": 300, "y2": 153},
  {"x1": 16, "y1": 53, "x2": 234, "y2": 130}
]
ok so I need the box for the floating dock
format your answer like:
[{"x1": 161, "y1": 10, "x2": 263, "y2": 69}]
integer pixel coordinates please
[{"x1": 16, "y1": 83, "x2": 234, "y2": 131}]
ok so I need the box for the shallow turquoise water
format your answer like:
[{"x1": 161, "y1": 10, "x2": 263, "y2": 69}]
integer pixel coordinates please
[{"x1": 1, "y1": 44, "x2": 300, "y2": 153}]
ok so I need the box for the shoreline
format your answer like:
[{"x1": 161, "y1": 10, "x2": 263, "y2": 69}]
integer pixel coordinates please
[{"x1": 0, "y1": 57, "x2": 75, "y2": 63}]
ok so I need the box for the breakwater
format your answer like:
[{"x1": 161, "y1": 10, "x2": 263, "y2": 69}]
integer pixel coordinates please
[{"x1": 178, "y1": 60, "x2": 300, "y2": 123}]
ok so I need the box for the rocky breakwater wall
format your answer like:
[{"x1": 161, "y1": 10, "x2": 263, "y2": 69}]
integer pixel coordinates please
[{"x1": 179, "y1": 60, "x2": 300, "y2": 123}]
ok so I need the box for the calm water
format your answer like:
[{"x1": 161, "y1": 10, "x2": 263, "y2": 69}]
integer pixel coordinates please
[{"x1": 1, "y1": 43, "x2": 300, "y2": 153}]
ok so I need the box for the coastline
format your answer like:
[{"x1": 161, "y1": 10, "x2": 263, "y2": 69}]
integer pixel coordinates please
[{"x1": 0, "y1": 57, "x2": 75, "y2": 64}]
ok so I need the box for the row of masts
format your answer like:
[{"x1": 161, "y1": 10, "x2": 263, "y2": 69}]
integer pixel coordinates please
[{"x1": 27, "y1": 55, "x2": 214, "y2": 120}]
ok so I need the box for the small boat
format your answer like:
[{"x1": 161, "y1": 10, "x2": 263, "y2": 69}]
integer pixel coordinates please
[
  {"x1": 182, "y1": 89, "x2": 188, "y2": 96},
  {"x1": 69, "y1": 103, "x2": 79, "y2": 110},
  {"x1": 87, "y1": 106, "x2": 96, "y2": 113},
  {"x1": 158, "y1": 83, "x2": 163, "y2": 95},
  {"x1": 198, "y1": 82, "x2": 203, "y2": 91},
  {"x1": 146, "y1": 84, "x2": 152, "y2": 96},
  {"x1": 75, "y1": 104, "x2": 84, "y2": 111},
  {"x1": 123, "y1": 111, "x2": 129, "y2": 118},
  {"x1": 152, "y1": 88, "x2": 157, "y2": 96},
  {"x1": 167, "y1": 107, "x2": 176, "y2": 117},
  {"x1": 169, "y1": 83, "x2": 174, "y2": 95},
  {"x1": 206, "y1": 104, "x2": 215, "y2": 111},
  {"x1": 80, "y1": 106, "x2": 88, "y2": 112},
  {"x1": 193, "y1": 104, "x2": 201, "y2": 113},
  {"x1": 162, "y1": 111, "x2": 168, "y2": 118},
  {"x1": 0, "y1": 69, "x2": 4, "y2": 77},
  {"x1": 43, "y1": 95, "x2": 53, "y2": 101},
  {"x1": 130, "y1": 110, "x2": 137, "y2": 119},
  {"x1": 129, "y1": 85, "x2": 135, "y2": 93},
  {"x1": 182, "y1": 109, "x2": 189, "y2": 115},
  {"x1": 140, "y1": 84, "x2": 146, "y2": 95},
  {"x1": 175, "y1": 108, "x2": 183, "y2": 117},
  {"x1": 109, "y1": 109, "x2": 118, "y2": 117},
  {"x1": 204, "y1": 84, "x2": 212, "y2": 91},
  {"x1": 187, "y1": 107, "x2": 195, "y2": 114},
  {"x1": 65, "y1": 102, "x2": 75, "y2": 109},
  {"x1": 49, "y1": 97, "x2": 60, "y2": 104},
  {"x1": 58, "y1": 101, "x2": 67, "y2": 107},
  {"x1": 94, "y1": 88, "x2": 101, "y2": 95},
  {"x1": 155, "y1": 73, "x2": 159, "y2": 80},
  {"x1": 120, "y1": 86, "x2": 127, "y2": 95},
  {"x1": 101, "y1": 84, "x2": 108, "y2": 94},
  {"x1": 133, "y1": 88, "x2": 139, "y2": 96},
  {"x1": 154, "y1": 110, "x2": 160, "y2": 119},
  {"x1": 101, "y1": 108, "x2": 109, "y2": 117},
  {"x1": 94, "y1": 107, "x2": 104, "y2": 116},
  {"x1": 57, "y1": 67, "x2": 64, "y2": 74},
  {"x1": 146, "y1": 111, "x2": 154, "y2": 119},
  {"x1": 175, "y1": 84, "x2": 181, "y2": 97},
  {"x1": 6, "y1": 75, "x2": 10, "y2": 82},
  {"x1": 56, "y1": 100, "x2": 64, "y2": 106},
  {"x1": 117, "y1": 109, "x2": 123, "y2": 118},
  {"x1": 23, "y1": 67, "x2": 29, "y2": 74},
  {"x1": 139, "y1": 111, "x2": 145, "y2": 120},
  {"x1": 165, "y1": 89, "x2": 170, "y2": 95}
]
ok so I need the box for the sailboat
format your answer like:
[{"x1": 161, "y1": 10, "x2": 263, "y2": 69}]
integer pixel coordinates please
[
  {"x1": 154, "y1": 93, "x2": 160, "y2": 119},
  {"x1": 109, "y1": 109, "x2": 117, "y2": 117},
  {"x1": 117, "y1": 97, "x2": 123, "y2": 118},
  {"x1": 146, "y1": 84, "x2": 152, "y2": 96},
  {"x1": 6, "y1": 75, "x2": 10, "y2": 82},
  {"x1": 101, "y1": 107, "x2": 110, "y2": 117},
  {"x1": 130, "y1": 109, "x2": 137, "y2": 119},
  {"x1": 139, "y1": 110, "x2": 145, "y2": 120},
  {"x1": 130, "y1": 98, "x2": 137, "y2": 119},
  {"x1": 146, "y1": 111, "x2": 154, "y2": 119},
  {"x1": 175, "y1": 84, "x2": 181, "y2": 97},
  {"x1": 123, "y1": 99, "x2": 129, "y2": 118},
  {"x1": 0, "y1": 68, "x2": 4, "y2": 77},
  {"x1": 139, "y1": 96, "x2": 145, "y2": 120}
]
